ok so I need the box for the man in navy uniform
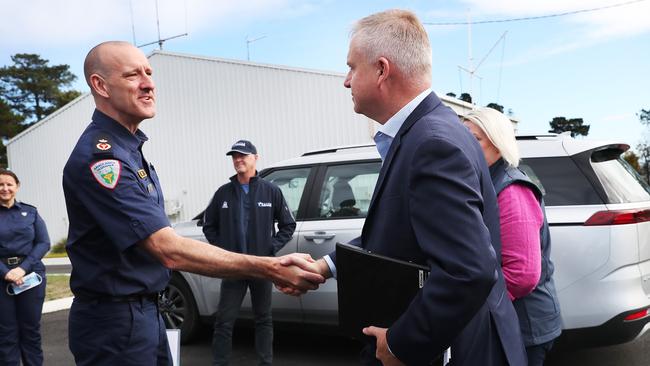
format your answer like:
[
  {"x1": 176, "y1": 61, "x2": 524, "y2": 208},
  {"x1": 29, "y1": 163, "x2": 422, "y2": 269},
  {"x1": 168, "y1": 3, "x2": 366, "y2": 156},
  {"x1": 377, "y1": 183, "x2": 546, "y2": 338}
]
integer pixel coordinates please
[
  {"x1": 203, "y1": 140, "x2": 296, "y2": 365},
  {"x1": 62, "y1": 41, "x2": 324, "y2": 366}
]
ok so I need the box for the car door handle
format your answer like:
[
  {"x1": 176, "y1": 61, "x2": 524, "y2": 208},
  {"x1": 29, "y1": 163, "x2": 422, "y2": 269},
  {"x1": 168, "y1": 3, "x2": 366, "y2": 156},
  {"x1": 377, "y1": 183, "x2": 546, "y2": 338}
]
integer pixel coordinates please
[{"x1": 304, "y1": 232, "x2": 336, "y2": 244}]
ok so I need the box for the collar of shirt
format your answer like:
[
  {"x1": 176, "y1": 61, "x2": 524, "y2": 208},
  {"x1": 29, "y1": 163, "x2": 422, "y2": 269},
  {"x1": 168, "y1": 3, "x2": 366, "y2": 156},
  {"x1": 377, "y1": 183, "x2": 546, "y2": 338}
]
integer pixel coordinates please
[
  {"x1": 92, "y1": 109, "x2": 149, "y2": 152},
  {"x1": 0, "y1": 201, "x2": 22, "y2": 211},
  {"x1": 377, "y1": 88, "x2": 432, "y2": 139}
]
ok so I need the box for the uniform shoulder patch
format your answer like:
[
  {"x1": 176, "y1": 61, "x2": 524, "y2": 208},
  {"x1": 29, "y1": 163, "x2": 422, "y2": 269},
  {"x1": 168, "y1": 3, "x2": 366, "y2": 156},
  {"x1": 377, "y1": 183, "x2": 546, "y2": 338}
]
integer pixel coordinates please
[{"x1": 90, "y1": 159, "x2": 121, "y2": 189}]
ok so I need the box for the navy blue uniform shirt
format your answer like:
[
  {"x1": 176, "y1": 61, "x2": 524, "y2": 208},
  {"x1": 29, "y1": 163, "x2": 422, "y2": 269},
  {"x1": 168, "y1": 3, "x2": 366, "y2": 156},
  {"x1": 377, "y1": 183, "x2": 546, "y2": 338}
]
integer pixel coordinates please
[
  {"x1": 0, "y1": 202, "x2": 50, "y2": 278},
  {"x1": 63, "y1": 110, "x2": 170, "y2": 298}
]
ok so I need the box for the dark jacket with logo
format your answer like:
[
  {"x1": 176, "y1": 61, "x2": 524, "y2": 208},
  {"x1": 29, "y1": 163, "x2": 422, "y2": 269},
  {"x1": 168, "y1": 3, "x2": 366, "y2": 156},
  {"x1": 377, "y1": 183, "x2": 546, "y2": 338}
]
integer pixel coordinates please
[
  {"x1": 202, "y1": 174, "x2": 295, "y2": 256},
  {"x1": 490, "y1": 158, "x2": 563, "y2": 346}
]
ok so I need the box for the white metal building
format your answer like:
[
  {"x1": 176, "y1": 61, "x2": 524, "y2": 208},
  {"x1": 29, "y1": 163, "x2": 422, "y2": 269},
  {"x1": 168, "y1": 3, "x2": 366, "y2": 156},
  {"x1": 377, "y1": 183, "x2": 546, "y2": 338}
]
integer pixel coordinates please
[{"x1": 7, "y1": 50, "x2": 482, "y2": 242}]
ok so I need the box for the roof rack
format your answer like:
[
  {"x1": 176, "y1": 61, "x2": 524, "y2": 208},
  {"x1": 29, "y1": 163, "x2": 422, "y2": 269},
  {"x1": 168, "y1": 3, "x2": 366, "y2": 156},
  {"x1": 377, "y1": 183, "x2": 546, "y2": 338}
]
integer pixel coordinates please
[{"x1": 301, "y1": 144, "x2": 376, "y2": 156}]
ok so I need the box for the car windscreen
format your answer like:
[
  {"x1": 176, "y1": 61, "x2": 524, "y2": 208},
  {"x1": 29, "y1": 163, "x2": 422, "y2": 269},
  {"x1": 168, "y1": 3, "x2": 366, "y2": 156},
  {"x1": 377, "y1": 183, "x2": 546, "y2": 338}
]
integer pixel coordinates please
[
  {"x1": 521, "y1": 157, "x2": 603, "y2": 206},
  {"x1": 590, "y1": 153, "x2": 650, "y2": 204}
]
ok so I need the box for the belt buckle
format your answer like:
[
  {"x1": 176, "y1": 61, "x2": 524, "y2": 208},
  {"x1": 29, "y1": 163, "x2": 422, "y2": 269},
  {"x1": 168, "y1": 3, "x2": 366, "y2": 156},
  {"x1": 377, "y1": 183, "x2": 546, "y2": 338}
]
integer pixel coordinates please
[{"x1": 7, "y1": 257, "x2": 20, "y2": 265}]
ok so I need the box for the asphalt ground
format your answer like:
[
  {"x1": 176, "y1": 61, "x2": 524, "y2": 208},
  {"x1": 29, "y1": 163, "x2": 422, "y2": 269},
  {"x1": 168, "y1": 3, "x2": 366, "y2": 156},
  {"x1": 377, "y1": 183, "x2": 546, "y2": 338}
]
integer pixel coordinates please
[{"x1": 41, "y1": 309, "x2": 650, "y2": 366}]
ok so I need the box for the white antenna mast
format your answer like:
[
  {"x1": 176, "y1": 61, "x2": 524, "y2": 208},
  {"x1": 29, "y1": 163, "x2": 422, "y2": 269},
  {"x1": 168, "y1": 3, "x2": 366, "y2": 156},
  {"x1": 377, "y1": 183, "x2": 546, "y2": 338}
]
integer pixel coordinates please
[
  {"x1": 129, "y1": 0, "x2": 137, "y2": 45},
  {"x1": 137, "y1": 0, "x2": 188, "y2": 50},
  {"x1": 458, "y1": 9, "x2": 508, "y2": 106},
  {"x1": 246, "y1": 35, "x2": 267, "y2": 61}
]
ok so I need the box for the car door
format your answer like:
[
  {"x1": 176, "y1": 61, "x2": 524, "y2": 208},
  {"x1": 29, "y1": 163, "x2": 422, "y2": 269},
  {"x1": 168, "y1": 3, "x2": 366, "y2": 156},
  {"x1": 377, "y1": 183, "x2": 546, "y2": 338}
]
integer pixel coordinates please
[
  {"x1": 297, "y1": 160, "x2": 381, "y2": 324},
  {"x1": 256, "y1": 166, "x2": 315, "y2": 320}
]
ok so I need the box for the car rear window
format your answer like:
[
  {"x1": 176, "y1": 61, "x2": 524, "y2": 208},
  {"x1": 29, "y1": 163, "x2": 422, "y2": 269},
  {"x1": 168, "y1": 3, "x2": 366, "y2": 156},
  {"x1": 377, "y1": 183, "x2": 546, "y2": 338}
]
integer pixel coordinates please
[
  {"x1": 590, "y1": 154, "x2": 650, "y2": 204},
  {"x1": 521, "y1": 157, "x2": 603, "y2": 206}
]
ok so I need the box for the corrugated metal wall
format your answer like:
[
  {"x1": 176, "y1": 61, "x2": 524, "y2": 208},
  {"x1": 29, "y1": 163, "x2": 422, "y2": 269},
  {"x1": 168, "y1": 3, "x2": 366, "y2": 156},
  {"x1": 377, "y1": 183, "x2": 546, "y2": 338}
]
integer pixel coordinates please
[
  {"x1": 7, "y1": 94, "x2": 95, "y2": 245},
  {"x1": 7, "y1": 51, "x2": 374, "y2": 242}
]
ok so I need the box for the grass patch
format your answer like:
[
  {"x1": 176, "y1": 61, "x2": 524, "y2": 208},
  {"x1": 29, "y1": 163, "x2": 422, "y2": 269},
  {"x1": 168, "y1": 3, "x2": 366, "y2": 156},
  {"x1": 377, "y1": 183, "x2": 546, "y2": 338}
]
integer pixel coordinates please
[
  {"x1": 45, "y1": 237, "x2": 68, "y2": 258},
  {"x1": 45, "y1": 274, "x2": 73, "y2": 301}
]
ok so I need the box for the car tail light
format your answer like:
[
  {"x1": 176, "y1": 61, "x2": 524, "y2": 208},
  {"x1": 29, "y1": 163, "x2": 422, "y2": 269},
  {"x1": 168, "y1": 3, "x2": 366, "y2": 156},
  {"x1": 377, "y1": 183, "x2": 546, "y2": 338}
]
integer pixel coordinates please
[
  {"x1": 584, "y1": 209, "x2": 650, "y2": 226},
  {"x1": 624, "y1": 308, "x2": 650, "y2": 322}
]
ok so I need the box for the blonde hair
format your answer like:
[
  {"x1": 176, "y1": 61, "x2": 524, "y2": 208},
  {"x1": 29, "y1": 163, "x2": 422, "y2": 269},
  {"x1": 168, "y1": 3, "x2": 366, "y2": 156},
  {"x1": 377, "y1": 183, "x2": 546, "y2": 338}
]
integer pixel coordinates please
[
  {"x1": 464, "y1": 107, "x2": 520, "y2": 167},
  {"x1": 351, "y1": 9, "x2": 432, "y2": 82}
]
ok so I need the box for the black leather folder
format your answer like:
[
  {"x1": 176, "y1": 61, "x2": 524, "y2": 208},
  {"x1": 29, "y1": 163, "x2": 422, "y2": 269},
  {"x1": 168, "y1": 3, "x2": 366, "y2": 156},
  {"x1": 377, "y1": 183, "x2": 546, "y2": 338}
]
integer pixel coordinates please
[{"x1": 336, "y1": 242, "x2": 429, "y2": 340}]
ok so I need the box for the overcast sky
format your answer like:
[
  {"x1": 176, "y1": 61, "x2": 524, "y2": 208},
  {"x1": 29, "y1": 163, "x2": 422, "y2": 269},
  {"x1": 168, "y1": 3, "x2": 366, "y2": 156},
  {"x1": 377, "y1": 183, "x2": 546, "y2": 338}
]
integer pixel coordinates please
[{"x1": 2, "y1": 0, "x2": 649, "y2": 148}]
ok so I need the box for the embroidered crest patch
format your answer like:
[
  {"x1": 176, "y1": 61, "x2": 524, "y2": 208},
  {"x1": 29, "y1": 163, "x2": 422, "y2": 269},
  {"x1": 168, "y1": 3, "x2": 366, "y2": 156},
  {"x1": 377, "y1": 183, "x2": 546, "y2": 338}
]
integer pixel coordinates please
[
  {"x1": 96, "y1": 139, "x2": 112, "y2": 151},
  {"x1": 90, "y1": 160, "x2": 121, "y2": 189}
]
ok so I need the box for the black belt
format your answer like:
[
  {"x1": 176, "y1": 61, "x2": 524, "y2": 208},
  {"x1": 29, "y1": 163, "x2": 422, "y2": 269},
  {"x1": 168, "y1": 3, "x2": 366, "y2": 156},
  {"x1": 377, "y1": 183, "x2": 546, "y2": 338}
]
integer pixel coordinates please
[
  {"x1": 0, "y1": 256, "x2": 25, "y2": 265},
  {"x1": 75, "y1": 293, "x2": 159, "y2": 303}
]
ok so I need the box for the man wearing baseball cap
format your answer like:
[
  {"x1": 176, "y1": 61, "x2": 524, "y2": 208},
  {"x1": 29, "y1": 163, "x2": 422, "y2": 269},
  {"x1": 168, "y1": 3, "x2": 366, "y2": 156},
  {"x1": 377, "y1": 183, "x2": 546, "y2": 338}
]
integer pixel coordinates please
[{"x1": 203, "y1": 139, "x2": 296, "y2": 366}]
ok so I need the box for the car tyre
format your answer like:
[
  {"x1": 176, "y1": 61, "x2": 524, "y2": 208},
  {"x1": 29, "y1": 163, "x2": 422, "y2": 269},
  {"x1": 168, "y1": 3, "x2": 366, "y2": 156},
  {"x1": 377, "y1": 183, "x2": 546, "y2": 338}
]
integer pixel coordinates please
[{"x1": 160, "y1": 273, "x2": 200, "y2": 344}]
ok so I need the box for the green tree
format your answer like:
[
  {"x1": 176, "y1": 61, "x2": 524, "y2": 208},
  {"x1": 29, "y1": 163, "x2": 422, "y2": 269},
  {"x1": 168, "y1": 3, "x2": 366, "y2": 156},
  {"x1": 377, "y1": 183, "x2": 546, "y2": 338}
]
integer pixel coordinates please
[
  {"x1": 0, "y1": 98, "x2": 24, "y2": 168},
  {"x1": 548, "y1": 117, "x2": 590, "y2": 137},
  {"x1": 637, "y1": 109, "x2": 650, "y2": 183},
  {"x1": 486, "y1": 102, "x2": 504, "y2": 113},
  {"x1": 0, "y1": 53, "x2": 81, "y2": 168},
  {"x1": 623, "y1": 151, "x2": 642, "y2": 174},
  {"x1": 459, "y1": 93, "x2": 472, "y2": 104},
  {"x1": 0, "y1": 53, "x2": 81, "y2": 124}
]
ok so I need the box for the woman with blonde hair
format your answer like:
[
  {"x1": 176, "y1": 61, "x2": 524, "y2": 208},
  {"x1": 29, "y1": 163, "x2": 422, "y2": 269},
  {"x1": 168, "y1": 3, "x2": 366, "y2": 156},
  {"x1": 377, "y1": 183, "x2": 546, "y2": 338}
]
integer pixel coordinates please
[{"x1": 464, "y1": 108, "x2": 562, "y2": 365}]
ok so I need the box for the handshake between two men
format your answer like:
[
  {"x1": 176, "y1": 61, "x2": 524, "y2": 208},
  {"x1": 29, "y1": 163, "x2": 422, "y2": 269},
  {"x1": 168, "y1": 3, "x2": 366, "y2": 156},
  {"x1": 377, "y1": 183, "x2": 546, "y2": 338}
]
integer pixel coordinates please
[{"x1": 276, "y1": 254, "x2": 404, "y2": 366}]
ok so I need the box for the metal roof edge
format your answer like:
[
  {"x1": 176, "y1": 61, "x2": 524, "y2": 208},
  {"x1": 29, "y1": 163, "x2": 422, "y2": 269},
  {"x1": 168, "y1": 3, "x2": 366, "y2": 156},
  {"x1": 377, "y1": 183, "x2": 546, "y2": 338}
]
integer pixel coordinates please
[
  {"x1": 6, "y1": 92, "x2": 91, "y2": 146},
  {"x1": 149, "y1": 50, "x2": 347, "y2": 78}
]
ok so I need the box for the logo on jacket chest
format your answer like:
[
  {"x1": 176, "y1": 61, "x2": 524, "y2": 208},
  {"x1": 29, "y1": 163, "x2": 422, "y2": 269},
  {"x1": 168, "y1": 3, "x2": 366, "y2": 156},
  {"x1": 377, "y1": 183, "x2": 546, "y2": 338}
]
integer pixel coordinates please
[
  {"x1": 221, "y1": 201, "x2": 228, "y2": 209},
  {"x1": 257, "y1": 202, "x2": 272, "y2": 207}
]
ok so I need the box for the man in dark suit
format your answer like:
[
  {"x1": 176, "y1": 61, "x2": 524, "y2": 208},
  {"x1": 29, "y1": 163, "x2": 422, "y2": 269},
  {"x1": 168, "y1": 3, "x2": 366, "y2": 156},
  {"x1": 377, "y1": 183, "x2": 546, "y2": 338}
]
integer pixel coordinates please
[{"x1": 280, "y1": 9, "x2": 527, "y2": 366}]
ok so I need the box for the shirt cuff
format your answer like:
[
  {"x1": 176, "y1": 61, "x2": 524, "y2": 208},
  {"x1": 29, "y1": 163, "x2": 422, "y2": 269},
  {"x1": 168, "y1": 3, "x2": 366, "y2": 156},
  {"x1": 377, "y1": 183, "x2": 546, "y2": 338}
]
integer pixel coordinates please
[{"x1": 323, "y1": 255, "x2": 337, "y2": 279}]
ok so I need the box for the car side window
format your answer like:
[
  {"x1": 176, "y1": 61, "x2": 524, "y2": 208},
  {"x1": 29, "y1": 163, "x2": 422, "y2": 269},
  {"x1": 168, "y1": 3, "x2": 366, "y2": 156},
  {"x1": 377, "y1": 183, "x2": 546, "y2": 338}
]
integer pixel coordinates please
[
  {"x1": 263, "y1": 168, "x2": 311, "y2": 218},
  {"x1": 317, "y1": 162, "x2": 381, "y2": 219}
]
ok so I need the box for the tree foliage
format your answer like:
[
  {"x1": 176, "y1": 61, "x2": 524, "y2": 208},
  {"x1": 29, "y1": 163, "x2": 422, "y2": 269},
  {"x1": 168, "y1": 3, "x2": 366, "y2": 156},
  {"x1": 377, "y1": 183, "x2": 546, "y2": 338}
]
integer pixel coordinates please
[
  {"x1": 637, "y1": 109, "x2": 650, "y2": 184},
  {"x1": 0, "y1": 53, "x2": 81, "y2": 124},
  {"x1": 459, "y1": 93, "x2": 472, "y2": 104},
  {"x1": 639, "y1": 109, "x2": 650, "y2": 126},
  {"x1": 548, "y1": 117, "x2": 590, "y2": 137},
  {"x1": 486, "y1": 102, "x2": 504, "y2": 113},
  {"x1": 623, "y1": 151, "x2": 642, "y2": 173},
  {"x1": 0, "y1": 53, "x2": 81, "y2": 168}
]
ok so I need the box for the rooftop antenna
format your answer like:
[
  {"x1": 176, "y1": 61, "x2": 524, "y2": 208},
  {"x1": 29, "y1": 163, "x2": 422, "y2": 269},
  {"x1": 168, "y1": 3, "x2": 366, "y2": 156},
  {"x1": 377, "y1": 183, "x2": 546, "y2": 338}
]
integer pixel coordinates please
[
  {"x1": 246, "y1": 35, "x2": 267, "y2": 61},
  {"x1": 137, "y1": 0, "x2": 188, "y2": 50},
  {"x1": 129, "y1": 0, "x2": 137, "y2": 45},
  {"x1": 458, "y1": 9, "x2": 507, "y2": 105}
]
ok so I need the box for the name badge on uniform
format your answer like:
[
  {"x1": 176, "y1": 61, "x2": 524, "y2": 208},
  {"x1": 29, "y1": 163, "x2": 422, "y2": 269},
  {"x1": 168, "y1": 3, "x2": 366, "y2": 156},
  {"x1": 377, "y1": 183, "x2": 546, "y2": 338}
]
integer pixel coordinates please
[
  {"x1": 147, "y1": 183, "x2": 155, "y2": 193},
  {"x1": 138, "y1": 169, "x2": 148, "y2": 179},
  {"x1": 90, "y1": 160, "x2": 121, "y2": 189}
]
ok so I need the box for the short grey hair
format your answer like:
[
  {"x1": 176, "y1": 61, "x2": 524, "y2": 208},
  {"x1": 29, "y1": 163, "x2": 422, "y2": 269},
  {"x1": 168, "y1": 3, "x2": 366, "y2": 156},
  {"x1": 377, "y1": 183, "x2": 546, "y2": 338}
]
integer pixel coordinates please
[
  {"x1": 351, "y1": 9, "x2": 432, "y2": 81},
  {"x1": 464, "y1": 107, "x2": 520, "y2": 167}
]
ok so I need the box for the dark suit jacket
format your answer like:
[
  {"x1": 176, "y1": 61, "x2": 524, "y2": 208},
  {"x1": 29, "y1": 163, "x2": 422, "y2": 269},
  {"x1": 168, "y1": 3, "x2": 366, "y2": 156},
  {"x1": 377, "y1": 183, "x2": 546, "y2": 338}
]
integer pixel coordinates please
[{"x1": 331, "y1": 92, "x2": 526, "y2": 365}]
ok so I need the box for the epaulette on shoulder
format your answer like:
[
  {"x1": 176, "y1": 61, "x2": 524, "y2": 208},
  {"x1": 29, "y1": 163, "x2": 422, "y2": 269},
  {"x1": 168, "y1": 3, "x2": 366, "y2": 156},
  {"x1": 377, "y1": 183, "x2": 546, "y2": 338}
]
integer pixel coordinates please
[
  {"x1": 92, "y1": 132, "x2": 115, "y2": 156},
  {"x1": 18, "y1": 201, "x2": 36, "y2": 209}
]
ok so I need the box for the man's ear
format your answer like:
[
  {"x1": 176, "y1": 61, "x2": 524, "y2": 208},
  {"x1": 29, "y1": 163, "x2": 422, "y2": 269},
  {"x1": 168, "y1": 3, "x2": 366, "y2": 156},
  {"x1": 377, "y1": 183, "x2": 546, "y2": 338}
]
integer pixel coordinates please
[
  {"x1": 376, "y1": 57, "x2": 390, "y2": 84},
  {"x1": 89, "y1": 74, "x2": 110, "y2": 98}
]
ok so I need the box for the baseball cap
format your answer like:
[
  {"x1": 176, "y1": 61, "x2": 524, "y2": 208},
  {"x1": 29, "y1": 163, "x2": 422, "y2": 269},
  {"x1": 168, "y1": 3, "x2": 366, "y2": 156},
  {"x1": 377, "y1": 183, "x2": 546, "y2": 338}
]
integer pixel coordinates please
[{"x1": 226, "y1": 139, "x2": 257, "y2": 155}]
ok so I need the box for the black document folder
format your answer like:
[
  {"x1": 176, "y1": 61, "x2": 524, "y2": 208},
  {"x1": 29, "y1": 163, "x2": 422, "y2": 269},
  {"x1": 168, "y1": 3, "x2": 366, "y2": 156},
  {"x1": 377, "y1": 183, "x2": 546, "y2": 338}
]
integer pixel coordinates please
[{"x1": 336, "y1": 242, "x2": 429, "y2": 340}]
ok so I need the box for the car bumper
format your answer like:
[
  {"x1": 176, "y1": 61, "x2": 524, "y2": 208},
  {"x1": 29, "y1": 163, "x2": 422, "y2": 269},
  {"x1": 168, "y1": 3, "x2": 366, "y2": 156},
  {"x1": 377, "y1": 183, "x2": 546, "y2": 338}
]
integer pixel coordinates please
[{"x1": 559, "y1": 306, "x2": 650, "y2": 348}]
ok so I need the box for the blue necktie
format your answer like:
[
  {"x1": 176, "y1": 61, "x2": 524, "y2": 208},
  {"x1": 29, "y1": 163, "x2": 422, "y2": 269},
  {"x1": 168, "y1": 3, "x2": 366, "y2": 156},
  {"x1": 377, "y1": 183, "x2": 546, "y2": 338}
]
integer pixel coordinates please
[{"x1": 374, "y1": 131, "x2": 392, "y2": 162}]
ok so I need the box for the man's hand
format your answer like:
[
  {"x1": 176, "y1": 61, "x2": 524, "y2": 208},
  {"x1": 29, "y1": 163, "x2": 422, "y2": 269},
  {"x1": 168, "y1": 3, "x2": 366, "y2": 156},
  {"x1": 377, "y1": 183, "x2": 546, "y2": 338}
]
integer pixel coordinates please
[
  {"x1": 363, "y1": 326, "x2": 405, "y2": 366},
  {"x1": 270, "y1": 253, "x2": 325, "y2": 296},
  {"x1": 4, "y1": 267, "x2": 27, "y2": 285},
  {"x1": 275, "y1": 255, "x2": 332, "y2": 296}
]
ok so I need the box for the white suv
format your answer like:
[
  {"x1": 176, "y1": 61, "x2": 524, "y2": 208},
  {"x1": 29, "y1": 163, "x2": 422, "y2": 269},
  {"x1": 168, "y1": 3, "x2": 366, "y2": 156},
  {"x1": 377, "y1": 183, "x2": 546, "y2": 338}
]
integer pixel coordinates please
[{"x1": 162, "y1": 134, "x2": 650, "y2": 346}]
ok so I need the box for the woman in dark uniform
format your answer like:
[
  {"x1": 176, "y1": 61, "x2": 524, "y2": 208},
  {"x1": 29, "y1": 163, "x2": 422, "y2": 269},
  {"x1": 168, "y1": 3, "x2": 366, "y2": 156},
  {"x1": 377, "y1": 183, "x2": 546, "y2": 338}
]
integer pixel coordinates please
[{"x1": 0, "y1": 169, "x2": 51, "y2": 366}]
